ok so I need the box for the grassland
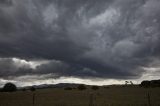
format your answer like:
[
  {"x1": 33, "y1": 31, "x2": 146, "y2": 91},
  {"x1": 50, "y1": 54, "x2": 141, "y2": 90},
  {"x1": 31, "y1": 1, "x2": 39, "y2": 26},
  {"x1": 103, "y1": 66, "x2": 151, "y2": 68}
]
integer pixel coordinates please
[{"x1": 0, "y1": 86, "x2": 160, "y2": 106}]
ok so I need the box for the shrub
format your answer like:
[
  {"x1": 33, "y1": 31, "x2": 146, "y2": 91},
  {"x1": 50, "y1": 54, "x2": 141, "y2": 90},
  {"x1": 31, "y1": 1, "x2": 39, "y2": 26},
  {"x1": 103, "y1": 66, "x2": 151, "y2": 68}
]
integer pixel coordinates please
[
  {"x1": 140, "y1": 81, "x2": 151, "y2": 88},
  {"x1": 30, "y1": 87, "x2": 36, "y2": 91},
  {"x1": 103, "y1": 86, "x2": 110, "y2": 89},
  {"x1": 140, "y1": 80, "x2": 160, "y2": 88},
  {"x1": 77, "y1": 84, "x2": 86, "y2": 90},
  {"x1": 64, "y1": 87, "x2": 72, "y2": 90},
  {"x1": 2, "y1": 82, "x2": 17, "y2": 92},
  {"x1": 91, "y1": 86, "x2": 99, "y2": 90},
  {"x1": 22, "y1": 88, "x2": 26, "y2": 91}
]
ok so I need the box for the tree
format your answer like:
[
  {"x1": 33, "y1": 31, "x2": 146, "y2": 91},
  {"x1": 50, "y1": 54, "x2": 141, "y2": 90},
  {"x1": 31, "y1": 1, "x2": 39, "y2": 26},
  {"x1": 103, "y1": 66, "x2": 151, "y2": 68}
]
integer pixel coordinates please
[
  {"x1": 30, "y1": 87, "x2": 36, "y2": 91},
  {"x1": 125, "y1": 81, "x2": 134, "y2": 86},
  {"x1": 77, "y1": 84, "x2": 86, "y2": 90},
  {"x1": 140, "y1": 80, "x2": 160, "y2": 88},
  {"x1": 140, "y1": 81, "x2": 150, "y2": 88},
  {"x1": 91, "y1": 86, "x2": 99, "y2": 90},
  {"x1": 64, "y1": 87, "x2": 72, "y2": 90},
  {"x1": 130, "y1": 81, "x2": 133, "y2": 85},
  {"x1": 2, "y1": 82, "x2": 17, "y2": 92},
  {"x1": 22, "y1": 88, "x2": 26, "y2": 91}
]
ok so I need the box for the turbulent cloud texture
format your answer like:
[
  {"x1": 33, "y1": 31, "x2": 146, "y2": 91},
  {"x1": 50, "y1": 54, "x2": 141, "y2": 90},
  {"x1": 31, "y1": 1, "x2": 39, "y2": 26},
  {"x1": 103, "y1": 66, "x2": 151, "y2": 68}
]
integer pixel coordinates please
[{"x1": 0, "y1": 0, "x2": 160, "y2": 80}]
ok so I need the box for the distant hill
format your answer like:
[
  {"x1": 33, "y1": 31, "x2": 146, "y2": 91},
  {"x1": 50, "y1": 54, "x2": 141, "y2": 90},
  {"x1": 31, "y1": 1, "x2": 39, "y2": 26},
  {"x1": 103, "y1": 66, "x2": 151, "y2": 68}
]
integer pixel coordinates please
[
  {"x1": 19, "y1": 83, "x2": 84, "y2": 90},
  {"x1": 11, "y1": 79, "x2": 160, "y2": 91}
]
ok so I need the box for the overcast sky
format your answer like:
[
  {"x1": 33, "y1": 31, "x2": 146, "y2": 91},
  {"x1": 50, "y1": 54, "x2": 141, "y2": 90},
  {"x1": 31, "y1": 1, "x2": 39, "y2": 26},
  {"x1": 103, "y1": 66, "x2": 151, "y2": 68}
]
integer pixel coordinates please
[{"x1": 0, "y1": 0, "x2": 160, "y2": 87}]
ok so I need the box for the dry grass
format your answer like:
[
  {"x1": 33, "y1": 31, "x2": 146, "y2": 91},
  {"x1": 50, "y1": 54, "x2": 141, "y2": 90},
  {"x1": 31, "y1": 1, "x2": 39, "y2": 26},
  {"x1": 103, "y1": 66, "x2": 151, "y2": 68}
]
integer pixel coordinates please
[{"x1": 0, "y1": 86, "x2": 160, "y2": 106}]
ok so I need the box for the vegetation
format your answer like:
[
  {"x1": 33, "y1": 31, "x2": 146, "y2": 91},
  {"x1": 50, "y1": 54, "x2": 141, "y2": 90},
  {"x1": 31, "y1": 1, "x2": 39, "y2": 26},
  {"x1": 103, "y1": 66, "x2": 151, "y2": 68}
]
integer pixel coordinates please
[
  {"x1": 30, "y1": 87, "x2": 36, "y2": 91},
  {"x1": 2, "y1": 82, "x2": 17, "y2": 92},
  {"x1": 91, "y1": 85, "x2": 99, "y2": 90},
  {"x1": 22, "y1": 88, "x2": 26, "y2": 91},
  {"x1": 77, "y1": 84, "x2": 87, "y2": 90},
  {"x1": 140, "y1": 79, "x2": 160, "y2": 88},
  {"x1": 103, "y1": 86, "x2": 110, "y2": 89},
  {"x1": 0, "y1": 80, "x2": 160, "y2": 106},
  {"x1": 64, "y1": 87, "x2": 72, "y2": 90}
]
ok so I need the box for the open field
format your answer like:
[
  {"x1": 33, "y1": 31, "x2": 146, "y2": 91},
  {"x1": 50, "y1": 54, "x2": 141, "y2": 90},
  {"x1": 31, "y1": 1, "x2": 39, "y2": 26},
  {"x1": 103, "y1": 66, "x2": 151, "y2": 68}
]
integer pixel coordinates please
[{"x1": 0, "y1": 86, "x2": 160, "y2": 106}]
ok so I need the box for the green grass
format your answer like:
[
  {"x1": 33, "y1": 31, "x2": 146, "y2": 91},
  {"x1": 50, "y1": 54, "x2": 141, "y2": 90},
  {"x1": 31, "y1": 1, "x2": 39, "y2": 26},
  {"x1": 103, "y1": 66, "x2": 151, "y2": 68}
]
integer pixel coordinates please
[{"x1": 0, "y1": 86, "x2": 160, "y2": 106}]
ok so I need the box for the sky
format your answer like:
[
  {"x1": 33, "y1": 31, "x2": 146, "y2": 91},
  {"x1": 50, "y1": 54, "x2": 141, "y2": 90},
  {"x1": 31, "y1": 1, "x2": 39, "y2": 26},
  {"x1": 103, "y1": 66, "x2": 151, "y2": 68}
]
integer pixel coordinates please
[{"x1": 0, "y1": 0, "x2": 160, "y2": 87}]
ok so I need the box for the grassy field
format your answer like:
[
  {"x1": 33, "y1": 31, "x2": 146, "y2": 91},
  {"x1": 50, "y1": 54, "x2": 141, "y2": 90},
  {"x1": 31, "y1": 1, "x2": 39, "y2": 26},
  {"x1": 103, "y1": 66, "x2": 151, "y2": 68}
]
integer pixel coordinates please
[{"x1": 0, "y1": 86, "x2": 160, "y2": 106}]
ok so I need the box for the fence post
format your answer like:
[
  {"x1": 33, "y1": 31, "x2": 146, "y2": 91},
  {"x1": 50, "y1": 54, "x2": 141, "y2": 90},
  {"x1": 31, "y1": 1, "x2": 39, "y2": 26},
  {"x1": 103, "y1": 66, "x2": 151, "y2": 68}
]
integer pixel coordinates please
[
  {"x1": 147, "y1": 92, "x2": 151, "y2": 106},
  {"x1": 33, "y1": 93, "x2": 35, "y2": 106},
  {"x1": 89, "y1": 93, "x2": 94, "y2": 106}
]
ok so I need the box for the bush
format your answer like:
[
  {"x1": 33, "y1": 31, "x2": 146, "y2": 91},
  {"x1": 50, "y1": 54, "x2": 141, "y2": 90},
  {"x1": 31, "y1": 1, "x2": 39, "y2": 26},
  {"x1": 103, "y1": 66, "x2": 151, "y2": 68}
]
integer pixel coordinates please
[
  {"x1": 140, "y1": 80, "x2": 160, "y2": 88},
  {"x1": 91, "y1": 86, "x2": 99, "y2": 90},
  {"x1": 77, "y1": 84, "x2": 86, "y2": 90},
  {"x1": 103, "y1": 86, "x2": 110, "y2": 89},
  {"x1": 30, "y1": 87, "x2": 36, "y2": 91},
  {"x1": 2, "y1": 82, "x2": 17, "y2": 92},
  {"x1": 64, "y1": 87, "x2": 72, "y2": 90},
  {"x1": 140, "y1": 81, "x2": 151, "y2": 88},
  {"x1": 22, "y1": 88, "x2": 26, "y2": 91}
]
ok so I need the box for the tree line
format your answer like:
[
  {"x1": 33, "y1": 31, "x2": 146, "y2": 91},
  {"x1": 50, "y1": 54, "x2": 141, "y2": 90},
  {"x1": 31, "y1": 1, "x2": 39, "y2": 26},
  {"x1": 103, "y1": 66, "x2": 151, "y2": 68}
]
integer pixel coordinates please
[
  {"x1": 140, "y1": 79, "x2": 160, "y2": 88},
  {"x1": 1, "y1": 79, "x2": 160, "y2": 92}
]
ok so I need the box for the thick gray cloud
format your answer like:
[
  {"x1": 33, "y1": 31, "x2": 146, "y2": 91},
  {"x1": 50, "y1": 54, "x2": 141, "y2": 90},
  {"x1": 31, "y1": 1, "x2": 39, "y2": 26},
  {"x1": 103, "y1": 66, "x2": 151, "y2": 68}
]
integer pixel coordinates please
[
  {"x1": 0, "y1": 58, "x2": 32, "y2": 77},
  {"x1": 0, "y1": 0, "x2": 160, "y2": 79}
]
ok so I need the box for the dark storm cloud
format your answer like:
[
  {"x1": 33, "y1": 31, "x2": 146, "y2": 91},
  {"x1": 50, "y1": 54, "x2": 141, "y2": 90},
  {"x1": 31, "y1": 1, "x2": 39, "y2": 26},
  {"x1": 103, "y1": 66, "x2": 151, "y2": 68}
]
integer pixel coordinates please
[
  {"x1": 0, "y1": 0, "x2": 160, "y2": 79},
  {"x1": 0, "y1": 58, "x2": 138, "y2": 79},
  {"x1": 0, "y1": 0, "x2": 12, "y2": 6},
  {"x1": 0, "y1": 58, "x2": 32, "y2": 77}
]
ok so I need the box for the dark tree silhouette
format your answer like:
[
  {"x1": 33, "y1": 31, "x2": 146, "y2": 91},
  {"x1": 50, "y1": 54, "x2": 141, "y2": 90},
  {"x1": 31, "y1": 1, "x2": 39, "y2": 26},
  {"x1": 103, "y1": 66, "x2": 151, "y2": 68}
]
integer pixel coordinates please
[
  {"x1": 30, "y1": 87, "x2": 36, "y2": 91},
  {"x1": 151, "y1": 80, "x2": 160, "y2": 87},
  {"x1": 140, "y1": 81, "x2": 151, "y2": 88},
  {"x1": 22, "y1": 88, "x2": 26, "y2": 91},
  {"x1": 2, "y1": 82, "x2": 17, "y2": 92},
  {"x1": 91, "y1": 86, "x2": 99, "y2": 90},
  {"x1": 64, "y1": 87, "x2": 72, "y2": 90},
  {"x1": 140, "y1": 80, "x2": 160, "y2": 88},
  {"x1": 77, "y1": 84, "x2": 86, "y2": 90}
]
